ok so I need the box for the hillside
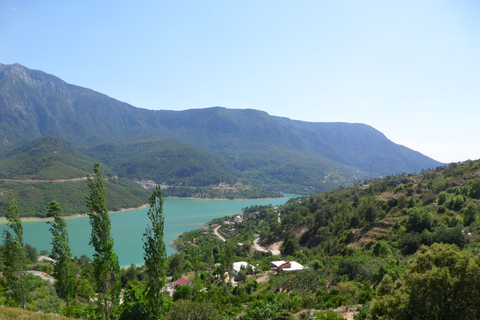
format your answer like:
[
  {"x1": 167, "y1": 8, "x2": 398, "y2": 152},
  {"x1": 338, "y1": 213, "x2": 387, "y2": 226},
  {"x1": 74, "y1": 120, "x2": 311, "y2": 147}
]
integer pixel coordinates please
[
  {"x1": 0, "y1": 136, "x2": 96, "y2": 179},
  {"x1": 0, "y1": 136, "x2": 150, "y2": 216},
  {"x1": 1, "y1": 159, "x2": 479, "y2": 318},
  {"x1": 84, "y1": 136, "x2": 241, "y2": 187},
  {"x1": 0, "y1": 63, "x2": 443, "y2": 193},
  {"x1": 256, "y1": 159, "x2": 480, "y2": 255},
  {"x1": 168, "y1": 159, "x2": 480, "y2": 319}
]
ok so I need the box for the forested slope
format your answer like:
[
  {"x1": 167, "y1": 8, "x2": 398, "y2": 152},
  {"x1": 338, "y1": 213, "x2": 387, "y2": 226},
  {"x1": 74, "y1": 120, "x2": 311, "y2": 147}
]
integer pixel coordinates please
[
  {"x1": 0, "y1": 136, "x2": 150, "y2": 216},
  {"x1": 169, "y1": 159, "x2": 480, "y2": 319}
]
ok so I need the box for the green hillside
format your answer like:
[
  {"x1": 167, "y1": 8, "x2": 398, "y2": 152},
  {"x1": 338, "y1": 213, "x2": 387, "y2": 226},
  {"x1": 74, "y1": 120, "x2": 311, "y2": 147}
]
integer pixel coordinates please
[
  {"x1": 0, "y1": 136, "x2": 150, "y2": 216},
  {"x1": 253, "y1": 159, "x2": 480, "y2": 257},
  {"x1": 167, "y1": 159, "x2": 480, "y2": 319},
  {"x1": 84, "y1": 136, "x2": 241, "y2": 187},
  {"x1": 0, "y1": 136, "x2": 97, "y2": 179}
]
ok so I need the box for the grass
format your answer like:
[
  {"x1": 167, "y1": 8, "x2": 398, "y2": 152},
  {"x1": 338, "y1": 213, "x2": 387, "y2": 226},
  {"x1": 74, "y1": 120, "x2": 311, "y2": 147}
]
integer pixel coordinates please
[{"x1": 0, "y1": 306, "x2": 77, "y2": 320}]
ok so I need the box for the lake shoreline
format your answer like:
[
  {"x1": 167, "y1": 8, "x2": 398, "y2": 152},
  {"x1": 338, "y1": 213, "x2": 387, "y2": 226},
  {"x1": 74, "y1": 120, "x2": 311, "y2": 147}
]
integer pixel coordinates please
[
  {"x1": 0, "y1": 195, "x2": 290, "y2": 222},
  {"x1": 0, "y1": 203, "x2": 150, "y2": 223}
]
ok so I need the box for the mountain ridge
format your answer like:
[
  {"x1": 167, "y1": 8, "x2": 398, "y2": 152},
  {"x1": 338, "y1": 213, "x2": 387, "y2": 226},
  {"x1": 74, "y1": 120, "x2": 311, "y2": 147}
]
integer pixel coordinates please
[{"x1": 0, "y1": 63, "x2": 443, "y2": 192}]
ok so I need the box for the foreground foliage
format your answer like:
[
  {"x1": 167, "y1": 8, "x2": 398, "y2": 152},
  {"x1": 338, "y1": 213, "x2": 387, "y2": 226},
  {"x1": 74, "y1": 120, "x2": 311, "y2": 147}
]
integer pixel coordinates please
[
  {"x1": 0, "y1": 306, "x2": 76, "y2": 320},
  {"x1": 86, "y1": 164, "x2": 121, "y2": 319},
  {"x1": 2, "y1": 159, "x2": 480, "y2": 319},
  {"x1": 368, "y1": 243, "x2": 480, "y2": 320}
]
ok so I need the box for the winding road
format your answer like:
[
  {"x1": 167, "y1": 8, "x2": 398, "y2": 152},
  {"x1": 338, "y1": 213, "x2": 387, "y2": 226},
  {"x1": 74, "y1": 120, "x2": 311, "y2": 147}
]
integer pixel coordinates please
[
  {"x1": 253, "y1": 234, "x2": 269, "y2": 253},
  {"x1": 213, "y1": 225, "x2": 226, "y2": 242}
]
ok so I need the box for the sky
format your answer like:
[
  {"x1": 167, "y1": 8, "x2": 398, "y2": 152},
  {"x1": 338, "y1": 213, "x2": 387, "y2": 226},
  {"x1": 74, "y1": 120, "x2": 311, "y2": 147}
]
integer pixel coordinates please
[{"x1": 1, "y1": 1, "x2": 479, "y2": 164}]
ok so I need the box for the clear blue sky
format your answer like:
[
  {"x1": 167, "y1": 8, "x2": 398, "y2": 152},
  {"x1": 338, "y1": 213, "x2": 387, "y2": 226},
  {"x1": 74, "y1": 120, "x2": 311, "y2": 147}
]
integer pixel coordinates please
[{"x1": 1, "y1": 1, "x2": 479, "y2": 163}]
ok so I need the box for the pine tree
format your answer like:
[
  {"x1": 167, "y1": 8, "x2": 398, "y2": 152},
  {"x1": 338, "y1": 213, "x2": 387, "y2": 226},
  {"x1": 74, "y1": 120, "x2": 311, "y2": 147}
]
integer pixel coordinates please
[
  {"x1": 86, "y1": 163, "x2": 121, "y2": 319},
  {"x1": 143, "y1": 185, "x2": 168, "y2": 318},
  {"x1": 2, "y1": 195, "x2": 28, "y2": 308},
  {"x1": 47, "y1": 201, "x2": 75, "y2": 306}
]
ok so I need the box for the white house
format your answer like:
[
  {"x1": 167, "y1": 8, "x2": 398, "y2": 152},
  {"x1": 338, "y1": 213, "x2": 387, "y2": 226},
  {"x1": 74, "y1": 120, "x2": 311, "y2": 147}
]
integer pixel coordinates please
[
  {"x1": 232, "y1": 261, "x2": 255, "y2": 278},
  {"x1": 234, "y1": 214, "x2": 243, "y2": 224},
  {"x1": 271, "y1": 260, "x2": 305, "y2": 274}
]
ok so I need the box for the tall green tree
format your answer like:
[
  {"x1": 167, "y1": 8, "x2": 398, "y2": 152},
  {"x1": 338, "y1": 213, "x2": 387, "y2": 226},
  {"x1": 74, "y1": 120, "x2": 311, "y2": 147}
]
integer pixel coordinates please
[
  {"x1": 143, "y1": 185, "x2": 169, "y2": 318},
  {"x1": 2, "y1": 195, "x2": 28, "y2": 308},
  {"x1": 47, "y1": 201, "x2": 75, "y2": 306},
  {"x1": 86, "y1": 163, "x2": 121, "y2": 319}
]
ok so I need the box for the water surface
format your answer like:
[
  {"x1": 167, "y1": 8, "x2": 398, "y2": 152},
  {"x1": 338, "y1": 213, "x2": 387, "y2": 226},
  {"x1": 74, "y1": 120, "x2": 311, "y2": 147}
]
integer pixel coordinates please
[{"x1": 1, "y1": 195, "x2": 297, "y2": 267}]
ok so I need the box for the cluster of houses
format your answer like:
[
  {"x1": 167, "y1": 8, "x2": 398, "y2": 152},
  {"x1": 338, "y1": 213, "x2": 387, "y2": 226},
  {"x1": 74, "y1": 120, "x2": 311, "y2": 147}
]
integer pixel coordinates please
[{"x1": 171, "y1": 259, "x2": 306, "y2": 294}]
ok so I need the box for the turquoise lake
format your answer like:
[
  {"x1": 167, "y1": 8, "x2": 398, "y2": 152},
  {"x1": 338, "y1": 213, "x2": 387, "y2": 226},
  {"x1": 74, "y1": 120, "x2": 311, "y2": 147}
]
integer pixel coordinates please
[{"x1": 0, "y1": 195, "x2": 297, "y2": 267}]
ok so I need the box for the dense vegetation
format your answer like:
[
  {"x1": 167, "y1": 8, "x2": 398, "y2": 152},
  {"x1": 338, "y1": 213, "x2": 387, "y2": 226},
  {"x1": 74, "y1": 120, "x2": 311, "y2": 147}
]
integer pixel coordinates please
[
  {"x1": 0, "y1": 177, "x2": 149, "y2": 217},
  {"x1": 0, "y1": 136, "x2": 150, "y2": 217},
  {"x1": 0, "y1": 136, "x2": 94, "y2": 180},
  {"x1": 84, "y1": 136, "x2": 241, "y2": 188},
  {"x1": 169, "y1": 159, "x2": 480, "y2": 319}
]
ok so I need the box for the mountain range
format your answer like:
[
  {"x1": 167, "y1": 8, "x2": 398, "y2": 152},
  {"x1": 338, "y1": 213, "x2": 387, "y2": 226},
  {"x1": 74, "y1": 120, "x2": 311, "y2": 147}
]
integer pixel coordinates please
[{"x1": 0, "y1": 62, "x2": 443, "y2": 199}]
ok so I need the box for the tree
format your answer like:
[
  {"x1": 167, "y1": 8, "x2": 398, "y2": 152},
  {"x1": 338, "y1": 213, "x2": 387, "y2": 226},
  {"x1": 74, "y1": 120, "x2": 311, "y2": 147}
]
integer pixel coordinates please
[
  {"x1": 464, "y1": 202, "x2": 478, "y2": 226},
  {"x1": 189, "y1": 246, "x2": 201, "y2": 279},
  {"x1": 119, "y1": 280, "x2": 149, "y2": 320},
  {"x1": 47, "y1": 201, "x2": 75, "y2": 306},
  {"x1": 280, "y1": 230, "x2": 298, "y2": 256},
  {"x1": 368, "y1": 243, "x2": 480, "y2": 320},
  {"x1": 86, "y1": 163, "x2": 121, "y2": 319},
  {"x1": 24, "y1": 243, "x2": 38, "y2": 263},
  {"x1": 167, "y1": 300, "x2": 222, "y2": 320},
  {"x1": 2, "y1": 195, "x2": 29, "y2": 308},
  {"x1": 168, "y1": 254, "x2": 185, "y2": 280},
  {"x1": 242, "y1": 297, "x2": 282, "y2": 320},
  {"x1": 143, "y1": 185, "x2": 168, "y2": 319}
]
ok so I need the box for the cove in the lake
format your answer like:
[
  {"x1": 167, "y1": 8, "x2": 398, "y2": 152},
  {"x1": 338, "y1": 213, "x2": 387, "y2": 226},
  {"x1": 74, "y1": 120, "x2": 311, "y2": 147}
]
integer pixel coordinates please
[{"x1": 0, "y1": 195, "x2": 297, "y2": 267}]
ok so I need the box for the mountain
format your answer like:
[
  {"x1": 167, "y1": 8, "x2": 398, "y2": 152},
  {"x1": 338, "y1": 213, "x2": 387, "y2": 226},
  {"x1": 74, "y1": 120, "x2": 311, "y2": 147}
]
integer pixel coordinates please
[
  {"x1": 0, "y1": 63, "x2": 443, "y2": 192},
  {"x1": 0, "y1": 136, "x2": 150, "y2": 216}
]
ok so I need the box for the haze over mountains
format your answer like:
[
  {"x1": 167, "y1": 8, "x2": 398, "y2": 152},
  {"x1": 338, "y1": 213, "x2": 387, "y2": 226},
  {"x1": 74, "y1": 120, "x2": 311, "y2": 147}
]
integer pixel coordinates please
[{"x1": 0, "y1": 62, "x2": 443, "y2": 197}]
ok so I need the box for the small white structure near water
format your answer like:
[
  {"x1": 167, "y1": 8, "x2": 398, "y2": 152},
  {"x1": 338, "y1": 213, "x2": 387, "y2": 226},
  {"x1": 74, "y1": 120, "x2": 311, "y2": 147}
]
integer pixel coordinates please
[{"x1": 234, "y1": 214, "x2": 243, "y2": 224}]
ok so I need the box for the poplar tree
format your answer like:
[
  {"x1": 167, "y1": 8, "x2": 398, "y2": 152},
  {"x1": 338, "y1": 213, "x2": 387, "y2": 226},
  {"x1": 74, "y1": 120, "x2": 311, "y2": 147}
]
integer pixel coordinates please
[
  {"x1": 143, "y1": 185, "x2": 168, "y2": 319},
  {"x1": 47, "y1": 201, "x2": 75, "y2": 306},
  {"x1": 2, "y1": 195, "x2": 28, "y2": 308},
  {"x1": 86, "y1": 163, "x2": 121, "y2": 319}
]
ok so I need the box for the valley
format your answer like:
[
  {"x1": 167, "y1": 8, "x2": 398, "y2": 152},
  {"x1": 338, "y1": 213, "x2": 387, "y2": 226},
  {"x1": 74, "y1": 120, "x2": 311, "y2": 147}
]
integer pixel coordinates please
[{"x1": 0, "y1": 62, "x2": 476, "y2": 319}]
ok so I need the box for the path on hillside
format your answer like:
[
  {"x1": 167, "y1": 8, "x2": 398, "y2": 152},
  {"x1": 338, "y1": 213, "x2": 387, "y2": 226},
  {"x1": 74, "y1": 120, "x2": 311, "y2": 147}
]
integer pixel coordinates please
[
  {"x1": 213, "y1": 225, "x2": 226, "y2": 242},
  {"x1": 253, "y1": 234, "x2": 282, "y2": 255},
  {"x1": 1, "y1": 177, "x2": 89, "y2": 183},
  {"x1": 26, "y1": 270, "x2": 54, "y2": 283},
  {"x1": 253, "y1": 234, "x2": 269, "y2": 253}
]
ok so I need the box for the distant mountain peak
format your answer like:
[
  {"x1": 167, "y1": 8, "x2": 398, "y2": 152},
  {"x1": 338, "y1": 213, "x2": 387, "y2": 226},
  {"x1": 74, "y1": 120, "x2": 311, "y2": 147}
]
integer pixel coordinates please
[{"x1": 0, "y1": 62, "x2": 67, "y2": 91}]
